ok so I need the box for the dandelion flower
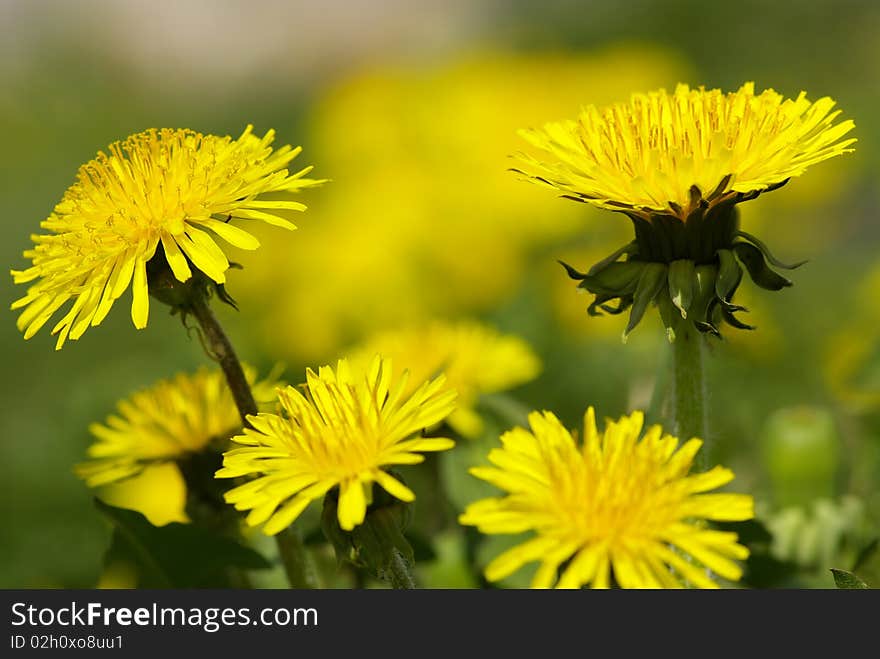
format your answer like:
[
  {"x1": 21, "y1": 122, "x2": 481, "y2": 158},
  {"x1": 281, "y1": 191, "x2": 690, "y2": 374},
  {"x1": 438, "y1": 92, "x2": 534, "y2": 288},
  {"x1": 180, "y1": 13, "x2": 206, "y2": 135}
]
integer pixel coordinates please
[
  {"x1": 348, "y1": 320, "x2": 541, "y2": 438},
  {"x1": 460, "y1": 408, "x2": 754, "y2": 588},
  {"x1": 217, "y1": 356, "x2": 457, "y2": 534},
  {"x1": 11, "y1": 125, "x2": 322, "y2": 349},
  {"x1": 76, "y1": 365, "x2": 281, "y2": 488},
  {"x1": 514, "y1": 83, "x2": 855, "y2": 338},
  {"x1": 516, "y1": 82, "x2": 855, "y2": 215}
]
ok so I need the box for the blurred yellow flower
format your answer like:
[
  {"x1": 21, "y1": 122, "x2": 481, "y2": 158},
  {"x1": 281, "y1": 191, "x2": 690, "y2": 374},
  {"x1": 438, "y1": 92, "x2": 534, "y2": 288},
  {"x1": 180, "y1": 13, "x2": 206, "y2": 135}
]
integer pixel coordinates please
[
  {"x1": 76, "y1": 365, "x2": 280, "y2": 525},
  {"x1": 235, "y1": 46, "x2": 690, "y2": 361},
  {"x1": 460, "y1": 408, "x2": 754, "y2": 588},
  {"x1": 11, "y1": 125, "x2": 322, "y2": 349},
  {"x1": 95, "y1": 463, "x2": 189, "y2": 527},
  {"x1": 347, "y1": 320, "x2": 541, "y2": 438},
  {"x1": 217, "y1": 356, "x2": 457, "y2": 534},
  {"x1": 515, "y1": 82, "x2": 855, "y2": 215},
  {"x1": 77, "y1": 365, "x2": 280, "y2": 487}
]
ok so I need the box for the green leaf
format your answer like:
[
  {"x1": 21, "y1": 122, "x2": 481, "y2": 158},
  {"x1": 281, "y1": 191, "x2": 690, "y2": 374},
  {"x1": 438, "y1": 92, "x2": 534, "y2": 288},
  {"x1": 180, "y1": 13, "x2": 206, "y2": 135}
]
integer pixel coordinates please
[
  {"x1": 96, "y1": 499, "x2": 271, "y2": 588},
  {"x1": 830, "y1": 568, "x2": 870, "y2": 589}
]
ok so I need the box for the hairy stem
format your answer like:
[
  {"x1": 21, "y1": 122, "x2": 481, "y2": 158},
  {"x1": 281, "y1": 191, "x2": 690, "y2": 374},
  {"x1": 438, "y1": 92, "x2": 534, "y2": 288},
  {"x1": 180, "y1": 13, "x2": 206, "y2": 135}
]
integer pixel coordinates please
[
  {"x1": 189, "y1": 295, "x2": 258, "y2": 423},
  {"x1": 386, "y1": 549, "x2": 416, "y2": 590},
  {"x1": 189, "y1": 294, "x2": 317, "y2": 589},
  {"x1": 276, "y1": 527, "x2": 321, "y2": 589}
]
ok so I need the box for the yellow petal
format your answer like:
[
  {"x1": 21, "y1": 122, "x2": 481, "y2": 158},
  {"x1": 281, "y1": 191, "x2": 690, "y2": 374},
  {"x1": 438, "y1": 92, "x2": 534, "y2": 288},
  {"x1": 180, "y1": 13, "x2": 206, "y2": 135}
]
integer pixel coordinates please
[
  {"x1": 130, "y1": 255, "x2": 150, "y2": 329},
  {"x1": 337, "y1": 479, "x2": 367, "y2": 531},
  {"x1": 190, "y1": 218, "x2": 261, "y2": 250}
]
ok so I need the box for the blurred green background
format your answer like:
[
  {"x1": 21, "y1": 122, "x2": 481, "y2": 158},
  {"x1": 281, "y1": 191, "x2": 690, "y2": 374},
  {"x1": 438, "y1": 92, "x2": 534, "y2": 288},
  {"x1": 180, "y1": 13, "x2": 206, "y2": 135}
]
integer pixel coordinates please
[{"x1": 2, "y1": 0, "x2": 879, "y2": 588}]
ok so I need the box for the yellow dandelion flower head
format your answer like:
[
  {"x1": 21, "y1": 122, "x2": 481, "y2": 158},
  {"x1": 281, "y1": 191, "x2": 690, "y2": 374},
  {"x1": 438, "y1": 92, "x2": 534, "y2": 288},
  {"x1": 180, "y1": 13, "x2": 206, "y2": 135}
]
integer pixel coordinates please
[
  {"x1": 11, "y1": 125, "x2": 323, "y2": 349},
  {"x1": 515, "y1": 82, "x2": 855, "y2": 217},
  {"x1": 217, "y1": 355, "x2": 457, "y2": 534},
  {"x1": 75, "y1": 365, "x2": 281, "y2": 488},
  {"x1": 460, "y1": 408, "x2": 755, "y2": 588},
  {"x1": 348, "y1": 320, "x2": 541, "y2": 438}
]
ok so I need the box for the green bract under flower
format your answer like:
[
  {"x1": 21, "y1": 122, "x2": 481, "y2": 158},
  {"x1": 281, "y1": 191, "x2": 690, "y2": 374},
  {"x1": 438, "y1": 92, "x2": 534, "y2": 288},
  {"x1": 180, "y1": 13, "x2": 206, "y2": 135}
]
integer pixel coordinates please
[{"x1": 560, "y1": 186, "x2": 807, "y2": 340}]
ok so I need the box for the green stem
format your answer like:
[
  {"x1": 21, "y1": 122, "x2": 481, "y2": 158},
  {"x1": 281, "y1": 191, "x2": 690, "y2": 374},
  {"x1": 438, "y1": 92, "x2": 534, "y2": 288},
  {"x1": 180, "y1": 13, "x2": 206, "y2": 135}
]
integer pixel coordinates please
[
  {"x1": 189, "y1": 294, "x2": 258, "y2": 423},
  {"x1": 387, "y1": 549, "x2": 416, "y2": 589},
  {"x1": 276, "y1": 527, "x2": 321, "y2": 589},
  {"x1": 189, "y1": 293, "x2": 318, "y2": 589},
  {"x1": 671, "y1": 316, "x2": 708, "y2": 446}
]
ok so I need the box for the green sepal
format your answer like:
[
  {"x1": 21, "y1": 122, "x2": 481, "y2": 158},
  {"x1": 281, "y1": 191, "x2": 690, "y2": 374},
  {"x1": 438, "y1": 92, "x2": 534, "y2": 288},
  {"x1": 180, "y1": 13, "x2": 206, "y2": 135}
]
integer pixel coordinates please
[
  {"x1": 667, "y1": 259, "x2": 695, "y2": 318},
  {"x1": 586, "y1": 241, "x2": 637, "y2": 275},
  {"x1": 734, "y1": 242, "x2": 792, "y2": 291},
  {"x1": 623, "y1": 262, "x2": 667, "y2": 340},
  {"x1": 693, "y1": 264, "x2": 718, "y2": 318},
  {"x1": 587, "y1": 292, "x2": 629, "y2": 316},
  {"x1": 719, "y1": 299, "x2": 748, "y2": 313},
  {"x1": 215, "y1": 283, "x2": 239, "y2": 311},
  {"x1": 721, "y1": 305, "x2": 756, "y2": 330},
  {"x1": 595, "y1": 296, "x2": 633, "y2": 316},
  {"x1": 321, "y1": 493, "x2": 356, "y2": 566},
  {"x1": 655, "y1": 291, "x2": 677, "y2": 342},
  {"x1": 737, "y1": 230, "x2": 807, "y2": 270},
  {"x1": 320, "y1": 480, "x2": 415, "y2": 582},
  {"x1": 691, "y1": 264, "x2": 722, "y2": 336},
  {"x1": 564, "y1": 260, "x2": 645, "y2": 296},
  {"x1": 716, "y1": 249, "x2": 743, "y2": 300},
  {"x1": 360, "y1": 506, "x2": 416, "y2": 582},
  {"x1": 147, "y1": 249, "x2": 240, "y2": 314},
  {"x1": 587, "y1": 293, "x2": 616, "y2": 316},
  {"x1": 558, "y1": 260, "x2": 588, "y2": 280},
  {"x1": 694, "y1": 321, "x2": 721, "y2": 337}
]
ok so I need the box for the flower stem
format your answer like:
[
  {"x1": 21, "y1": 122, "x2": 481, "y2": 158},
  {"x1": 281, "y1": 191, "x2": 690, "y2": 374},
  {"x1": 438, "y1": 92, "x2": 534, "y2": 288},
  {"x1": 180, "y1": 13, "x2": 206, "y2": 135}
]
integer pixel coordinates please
[
  {"x1": 188, "y1": 293, "x2": 317, "y2": 589},
  {"x1": 671, "y1": 317, "x2": 708, "y2": 446},
  {"x1": 276, "y1": 526, "x2": 321, "y2": 589},
  {"x1": 189, "y1": 294, "x2": 258, "y2": 423},
  {"x1": 387, "y1": 549, "x2": 416, "y2": 589}
]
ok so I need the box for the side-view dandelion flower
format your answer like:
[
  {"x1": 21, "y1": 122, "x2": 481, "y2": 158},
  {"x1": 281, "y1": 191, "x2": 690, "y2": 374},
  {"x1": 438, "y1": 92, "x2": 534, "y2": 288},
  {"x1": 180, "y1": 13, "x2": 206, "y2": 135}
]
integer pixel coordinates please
[
  {"x1": 11, "y1": 125, "x2": 323, "y2": 349},
  {"x1": 216, "y1": 355, "x2": 457, "y2": 534},
  {"x1": 347, "y1": 320, "x2": 541, "y2": 438},
  {"x1": 460, "y1": 407, "x2": 754, "y2": 588},
  {"x1": 76, "y1": 365, "x2": 281, "y2": 488},
  {"x1": 514, "y1": 82, "x2": 855, "y2": 339},
  {"x1": 76, "y1": 365, "x2": 280, "y2": 526}
]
